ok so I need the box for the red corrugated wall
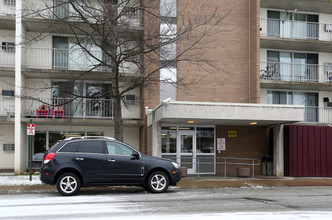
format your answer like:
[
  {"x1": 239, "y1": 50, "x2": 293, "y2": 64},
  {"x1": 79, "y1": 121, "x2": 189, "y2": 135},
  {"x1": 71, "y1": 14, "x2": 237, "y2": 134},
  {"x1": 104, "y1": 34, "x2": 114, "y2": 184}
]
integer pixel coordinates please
[{"x1": 284, "y1": 125, "x2": 332, "y2": 177}]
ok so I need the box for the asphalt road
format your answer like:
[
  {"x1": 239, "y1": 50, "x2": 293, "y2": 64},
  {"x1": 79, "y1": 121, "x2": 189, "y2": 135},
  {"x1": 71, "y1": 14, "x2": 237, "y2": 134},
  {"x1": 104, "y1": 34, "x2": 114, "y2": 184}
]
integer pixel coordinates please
[{"x1": 1, "y1": 186, "x2": 332, "y2": 219}]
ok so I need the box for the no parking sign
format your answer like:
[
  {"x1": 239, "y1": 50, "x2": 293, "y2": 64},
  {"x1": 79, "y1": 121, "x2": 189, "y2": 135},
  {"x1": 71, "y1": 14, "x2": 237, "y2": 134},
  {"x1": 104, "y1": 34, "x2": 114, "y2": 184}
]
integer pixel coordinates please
[{"x1": 27, "y1": 124, "x2": 35, "y2": 136}]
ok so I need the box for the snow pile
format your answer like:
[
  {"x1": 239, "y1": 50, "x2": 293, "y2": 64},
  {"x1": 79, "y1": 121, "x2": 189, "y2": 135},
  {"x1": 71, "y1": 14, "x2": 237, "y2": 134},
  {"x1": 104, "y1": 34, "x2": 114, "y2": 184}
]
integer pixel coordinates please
[{"x1": 0, "y1": 175, "x2": 42, "y2": 186}]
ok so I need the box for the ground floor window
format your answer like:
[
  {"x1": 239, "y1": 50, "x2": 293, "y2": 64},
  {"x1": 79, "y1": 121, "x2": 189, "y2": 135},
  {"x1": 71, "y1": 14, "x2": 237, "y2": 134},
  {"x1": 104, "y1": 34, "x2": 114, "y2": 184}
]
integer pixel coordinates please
[
  {"x1": 161, "y1": 126, "x2": 215, "y2": 174},
  {"x1": 33, "y1": 131, "x2": 104, "y2": 155}
]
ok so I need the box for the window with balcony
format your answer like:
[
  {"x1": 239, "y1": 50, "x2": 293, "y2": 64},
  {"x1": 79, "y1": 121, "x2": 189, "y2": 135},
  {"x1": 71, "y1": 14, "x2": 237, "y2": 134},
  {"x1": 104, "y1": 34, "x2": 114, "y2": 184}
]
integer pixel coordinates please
[
  {"x1": 51, "y1": 81, "x2": 113, "y2": 118},
  {"x1": 52, "y1": 36, "x2": 109, "y2": 71},
  {"x1": 267, "y1": 10, "x2": 319, "y2": 40},
  {"x1": 262, "y1": 51, "x2": 318, "y2": 82},
  {"x1": 268, "y1": 91, "x2": 318, "y2": 122}
]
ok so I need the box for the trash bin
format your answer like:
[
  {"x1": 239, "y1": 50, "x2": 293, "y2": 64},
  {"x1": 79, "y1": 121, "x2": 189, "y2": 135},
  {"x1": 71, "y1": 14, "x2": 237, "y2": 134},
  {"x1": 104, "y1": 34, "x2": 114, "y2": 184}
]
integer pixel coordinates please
[{"x1": 262, "y1": 156, "x2": 273, "y2": 176}]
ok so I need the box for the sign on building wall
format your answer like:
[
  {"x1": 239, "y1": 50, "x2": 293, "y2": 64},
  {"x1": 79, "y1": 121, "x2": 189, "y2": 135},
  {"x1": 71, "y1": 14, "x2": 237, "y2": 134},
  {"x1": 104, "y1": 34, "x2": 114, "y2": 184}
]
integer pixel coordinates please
[
  {"x1": 217, "y1": 138, "x2": 226, "y2": 151},
  {"x1": 27, "y1": 124, "x2": 35, "y2": 136},
  {"x1": 228, "y1": 131, "x2": 237, "y2": 138}
]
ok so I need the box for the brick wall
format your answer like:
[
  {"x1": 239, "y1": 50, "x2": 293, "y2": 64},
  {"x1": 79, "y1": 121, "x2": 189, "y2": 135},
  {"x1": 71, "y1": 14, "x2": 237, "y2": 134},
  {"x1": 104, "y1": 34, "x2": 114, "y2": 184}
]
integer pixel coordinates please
[
  {"x1": 216, "y1": 125, "x2": 271, "y2": 177},
  {"x1": 176, "y1": 0, "x2": 260, "y2": 103}
]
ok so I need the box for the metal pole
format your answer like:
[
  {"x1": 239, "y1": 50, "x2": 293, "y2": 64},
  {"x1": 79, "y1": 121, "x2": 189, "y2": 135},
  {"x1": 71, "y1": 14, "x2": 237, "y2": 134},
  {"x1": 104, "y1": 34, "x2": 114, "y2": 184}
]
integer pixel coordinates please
[
  {"x1": 224, "y1": 158, "x2": 227, "y2": 178},
  {"x1": 252, "y1": 160, "x2": 255, "y2": 178},
  {"x1": 197, "y1": 157, "x2": 200, "y2": 179},
  {"x1": 29, "y1": 120, "x2": 32, "y2": 181}
]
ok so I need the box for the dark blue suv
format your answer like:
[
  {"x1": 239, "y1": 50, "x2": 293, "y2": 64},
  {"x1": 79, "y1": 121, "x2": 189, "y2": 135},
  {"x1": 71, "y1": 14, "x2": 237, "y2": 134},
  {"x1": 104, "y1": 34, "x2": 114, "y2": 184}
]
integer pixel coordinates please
[{"x1": 40, "y1": 137, "x2": 181, "y2": 196}]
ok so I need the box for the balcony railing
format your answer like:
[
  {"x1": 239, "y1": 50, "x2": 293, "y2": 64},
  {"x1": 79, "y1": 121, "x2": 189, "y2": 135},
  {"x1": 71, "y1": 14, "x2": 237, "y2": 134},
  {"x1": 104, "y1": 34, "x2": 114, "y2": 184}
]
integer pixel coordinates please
[
  {"x1": 260, "y1": 61, "x2": 332, "y2": 83},
  {"x1": 305, "y1": 106, "x2": 332, "y2": 123},
  {"x1": 0, "y1": 95, "x2": 15, "y2": 117},
  {"x1": 22, "y1": 98, "x2": 142, "y2": 119},
  {"x1": 0, "y1": 46, "x2": 15, "y2": 67},
  {"x1": 0, "y1": 0, "x2": 16, "y2": 16},
  {"x1": 260, "y1": 18, "x2": 332, "y2": 42},
  {"x1": 0, "y1": 47, "x2": 140, "y2": 74}
]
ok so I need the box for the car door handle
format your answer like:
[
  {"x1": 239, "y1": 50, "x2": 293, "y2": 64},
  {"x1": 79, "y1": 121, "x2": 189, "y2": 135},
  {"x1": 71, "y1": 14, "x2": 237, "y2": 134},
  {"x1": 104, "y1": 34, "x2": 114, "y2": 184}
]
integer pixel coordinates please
[
  {"x1": 108, "y1": 159, "x2": 116, "y2": 163},
  {"x1": 75, "y1": 157, "x2": 84, "y2": 161}
]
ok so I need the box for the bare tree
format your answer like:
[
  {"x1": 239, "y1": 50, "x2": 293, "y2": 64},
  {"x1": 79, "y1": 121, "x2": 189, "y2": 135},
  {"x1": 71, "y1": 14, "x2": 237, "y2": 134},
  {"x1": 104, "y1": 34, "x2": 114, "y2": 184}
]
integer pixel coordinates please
[{"x1": 21, "y1": 0, "x2": 228, "y2": 141}]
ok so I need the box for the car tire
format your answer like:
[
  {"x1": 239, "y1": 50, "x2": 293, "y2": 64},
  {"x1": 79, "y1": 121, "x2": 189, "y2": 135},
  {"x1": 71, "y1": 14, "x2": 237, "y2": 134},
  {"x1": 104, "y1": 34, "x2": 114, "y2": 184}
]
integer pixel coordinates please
[
  {"x1": 56, "y1": 173, "x2": 81, "y2": 196},
  {"x1": 147, "y1": 171, "x2": 169, "y2": 193}
]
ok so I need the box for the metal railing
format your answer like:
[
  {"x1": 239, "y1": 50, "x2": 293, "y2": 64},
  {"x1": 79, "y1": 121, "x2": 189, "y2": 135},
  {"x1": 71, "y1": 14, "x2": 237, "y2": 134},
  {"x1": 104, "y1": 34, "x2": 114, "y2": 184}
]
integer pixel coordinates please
[
  {"x1": 305, "y1": 106, "x2": 332, "y2": 123},
  {"x1": 260, "y1": 18, "x2": 332, "y2": 41},
  {"x1": 167, "y1": 156, "x2": 261, "y2": 178},
  {"x1": 22, "y1": 97, "x2": 142, "y2": 119},
  {"x1": 260, "y1": 61, "x2": 332, "y2": 83},
  {"x1": 0, "y1": 95, "x2": 15, "y2": 117},
  {"x1": 0, "y1": 47, "x2": 140, "y2": 73}
]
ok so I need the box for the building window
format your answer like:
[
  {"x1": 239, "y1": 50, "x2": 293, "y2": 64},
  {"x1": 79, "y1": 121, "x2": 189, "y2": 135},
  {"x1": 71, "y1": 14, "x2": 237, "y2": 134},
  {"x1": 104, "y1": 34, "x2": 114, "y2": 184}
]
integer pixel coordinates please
[
  {"x1": 1, "y1": 42, "x2": 15, "y2": 52},
  {"x1": 162, "y1": 127, "x2": 177, "y2": 153},
  {"x1": 196, "y1": 128, "x2": 215, "y2": 153},
  {"x1": 3, "y1": 144, "x2": 14, "y2": 151}
]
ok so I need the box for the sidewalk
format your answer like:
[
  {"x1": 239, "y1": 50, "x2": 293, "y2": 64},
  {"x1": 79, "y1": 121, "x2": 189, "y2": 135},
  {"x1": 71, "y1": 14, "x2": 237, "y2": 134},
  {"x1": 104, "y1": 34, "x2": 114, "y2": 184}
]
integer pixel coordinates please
[{"x1": 1, "y1": 175, "x2": 332, "y2": 194}]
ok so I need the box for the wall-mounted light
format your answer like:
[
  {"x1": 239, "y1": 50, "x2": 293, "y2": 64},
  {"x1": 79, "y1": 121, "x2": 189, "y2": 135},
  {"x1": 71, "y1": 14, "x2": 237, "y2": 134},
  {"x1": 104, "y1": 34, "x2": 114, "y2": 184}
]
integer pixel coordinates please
[
  {"x1": 249, "y1": 122, "x2": 258, "y2": 125},
  {"x1": 187, "y1": 121, "x2": 195, "y2": 124}
]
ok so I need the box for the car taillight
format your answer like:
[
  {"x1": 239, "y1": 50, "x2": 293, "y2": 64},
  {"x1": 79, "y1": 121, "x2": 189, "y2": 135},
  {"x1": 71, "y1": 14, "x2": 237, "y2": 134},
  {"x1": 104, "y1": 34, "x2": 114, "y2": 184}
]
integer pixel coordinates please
[{"x1": 44, "y1": 153, "x2": 56, "y2": 164}]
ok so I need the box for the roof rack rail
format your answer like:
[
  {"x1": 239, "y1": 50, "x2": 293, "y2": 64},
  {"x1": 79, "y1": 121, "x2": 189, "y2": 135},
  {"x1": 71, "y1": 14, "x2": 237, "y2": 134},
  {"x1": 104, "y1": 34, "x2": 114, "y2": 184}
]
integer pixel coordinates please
[{"x1": 64, "y1": 136, "x2": 116, "y2": 141}]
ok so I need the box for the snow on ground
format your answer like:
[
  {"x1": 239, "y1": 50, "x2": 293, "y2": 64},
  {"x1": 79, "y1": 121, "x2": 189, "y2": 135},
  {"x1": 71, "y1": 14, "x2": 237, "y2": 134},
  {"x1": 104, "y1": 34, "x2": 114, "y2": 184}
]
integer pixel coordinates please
[{"x1": 0, "y1": 175, "x2": 42, "y2": 186}]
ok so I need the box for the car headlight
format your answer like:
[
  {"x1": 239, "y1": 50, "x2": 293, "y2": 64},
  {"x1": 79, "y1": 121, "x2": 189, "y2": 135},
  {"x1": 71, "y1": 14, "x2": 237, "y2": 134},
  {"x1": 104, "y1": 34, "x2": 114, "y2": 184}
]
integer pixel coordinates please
[{"x1": 172, "y1": 162, "x2": 180, "y2": 169}]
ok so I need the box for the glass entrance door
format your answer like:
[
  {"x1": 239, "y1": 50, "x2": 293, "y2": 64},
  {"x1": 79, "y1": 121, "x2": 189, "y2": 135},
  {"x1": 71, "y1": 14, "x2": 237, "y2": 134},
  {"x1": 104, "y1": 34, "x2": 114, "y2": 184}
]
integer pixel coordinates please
[{"x1": 178, "y1": 130, "x2": 195, "y2": 174}]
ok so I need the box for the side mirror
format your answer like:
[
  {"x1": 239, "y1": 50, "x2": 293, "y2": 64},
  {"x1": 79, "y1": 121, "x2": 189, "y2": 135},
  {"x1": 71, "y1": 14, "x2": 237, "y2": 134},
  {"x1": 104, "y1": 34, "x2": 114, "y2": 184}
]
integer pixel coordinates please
[{"x1": 131, "y1": 151, "x2": 140, "y2": 160}]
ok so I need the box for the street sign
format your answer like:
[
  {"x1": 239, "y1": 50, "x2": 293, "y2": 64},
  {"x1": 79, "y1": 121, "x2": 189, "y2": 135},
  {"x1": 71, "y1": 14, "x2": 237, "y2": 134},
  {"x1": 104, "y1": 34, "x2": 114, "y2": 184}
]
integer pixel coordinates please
[{"x1": 27, "y1": 123, "x2": 35, "y2": 136}]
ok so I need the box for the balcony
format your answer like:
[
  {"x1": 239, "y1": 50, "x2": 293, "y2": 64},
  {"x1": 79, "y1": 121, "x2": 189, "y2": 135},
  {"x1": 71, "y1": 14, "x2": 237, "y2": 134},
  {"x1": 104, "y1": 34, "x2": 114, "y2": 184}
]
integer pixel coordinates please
[
  {"x1": 305, "y1": 106, "x2": 332, "y2": 123},
  {"x1": 0, "y1": 95, "x2": 14, "y2": 117},
  {"x1": 23, "y1": 98, "x2": 141, "y2": 119},
  {"x1": 0, "y1": 47, "x2": 140, "y2": 77},
  {"x1": 260, "y1": 61, "x2": 332, "y2": 84},
  {"x1": 260, "y1": 18, "x2": 332, "y2": 52}
]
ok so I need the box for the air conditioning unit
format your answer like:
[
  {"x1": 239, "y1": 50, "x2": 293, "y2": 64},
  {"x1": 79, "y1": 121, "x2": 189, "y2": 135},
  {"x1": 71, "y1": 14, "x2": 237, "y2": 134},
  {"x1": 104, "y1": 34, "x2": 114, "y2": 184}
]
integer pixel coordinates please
[
  {"x1": 124, "y1": 95, "x2": 136, "y2": 101},
  {"x1": 327, "y1": 102, "x2": 332, "y2": 108},
  {"x1": 325, "y1": 24, "x2": 332, "y2": 32}
]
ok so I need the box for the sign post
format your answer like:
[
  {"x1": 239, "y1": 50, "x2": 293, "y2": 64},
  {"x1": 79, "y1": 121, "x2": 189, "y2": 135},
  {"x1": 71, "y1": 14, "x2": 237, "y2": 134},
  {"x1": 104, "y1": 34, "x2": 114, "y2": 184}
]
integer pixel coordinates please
[{"x1": 27, "y1": 122, "x2": 35, "y2": 181}]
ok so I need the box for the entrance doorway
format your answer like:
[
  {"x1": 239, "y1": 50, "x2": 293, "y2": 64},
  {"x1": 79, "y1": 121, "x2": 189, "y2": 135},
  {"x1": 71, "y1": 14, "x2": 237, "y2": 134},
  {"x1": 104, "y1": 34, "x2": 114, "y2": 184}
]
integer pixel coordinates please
[
  {"x1": 178, "y1": 130, "x2": 195, "y2": 174},
  {"x1": 161, "y1": 126, "x2": 215, "y2": 175}
]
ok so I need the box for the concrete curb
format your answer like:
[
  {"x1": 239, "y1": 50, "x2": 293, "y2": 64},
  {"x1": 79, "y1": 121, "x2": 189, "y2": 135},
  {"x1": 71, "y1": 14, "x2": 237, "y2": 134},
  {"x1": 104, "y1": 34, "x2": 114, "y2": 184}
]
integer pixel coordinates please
[{"x1": 1, "y1": 177, "x2": 332, "y2": 194}]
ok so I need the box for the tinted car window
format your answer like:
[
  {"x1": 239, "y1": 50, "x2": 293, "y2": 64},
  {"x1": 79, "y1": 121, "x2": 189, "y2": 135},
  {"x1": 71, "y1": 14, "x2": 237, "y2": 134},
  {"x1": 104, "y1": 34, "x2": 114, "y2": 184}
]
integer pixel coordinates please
[
  {"x1": 76, "y1": 141, "x2": 105, "y2": 154},
  {"x1": 59, "y1": 142, "x2": 77, "y2": 152},
  {"x1": 106, "y1": 142, "x2": 134, "y2": 156}
]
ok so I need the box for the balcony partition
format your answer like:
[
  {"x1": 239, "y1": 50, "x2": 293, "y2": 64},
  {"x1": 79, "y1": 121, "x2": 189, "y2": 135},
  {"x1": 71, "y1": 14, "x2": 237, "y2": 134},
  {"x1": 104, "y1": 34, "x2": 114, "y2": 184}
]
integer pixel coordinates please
[
  {"x1": 0, "y1": 46, "x2": 15, "y2": 68},
  {"x1": 0, "y1": 95, "x2": 15, "y2": 117},
  {"x1": 260, "y1": 61, "x2": 331, "y2": 83},
  {"x1": 261, "y1": 18, "x2": 332, "y2": 42}
]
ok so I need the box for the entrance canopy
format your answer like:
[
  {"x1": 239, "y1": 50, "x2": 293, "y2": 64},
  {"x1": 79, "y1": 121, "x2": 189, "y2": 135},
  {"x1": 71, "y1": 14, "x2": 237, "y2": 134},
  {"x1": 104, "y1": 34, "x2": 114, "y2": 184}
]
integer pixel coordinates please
[{"x1": 149, "y1": 101, "x2": 304, "y2": 126}]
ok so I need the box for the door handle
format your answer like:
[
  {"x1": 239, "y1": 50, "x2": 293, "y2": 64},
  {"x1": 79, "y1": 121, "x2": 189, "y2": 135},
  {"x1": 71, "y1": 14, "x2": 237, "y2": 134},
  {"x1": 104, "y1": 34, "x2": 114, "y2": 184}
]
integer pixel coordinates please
[
  {"x1": 75, "y1": 157, "x2": 84, "y2": 161},
  {"x1": 108, "y1": 159, "x2": 116, "y2": 162}
]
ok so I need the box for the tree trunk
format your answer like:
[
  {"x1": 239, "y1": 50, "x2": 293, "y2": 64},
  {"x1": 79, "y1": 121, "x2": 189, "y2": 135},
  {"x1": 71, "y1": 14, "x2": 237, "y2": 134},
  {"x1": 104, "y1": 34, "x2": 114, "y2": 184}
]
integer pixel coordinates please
[{"x1": 113, "y1": 95, "x2": 123, "y2": 141}]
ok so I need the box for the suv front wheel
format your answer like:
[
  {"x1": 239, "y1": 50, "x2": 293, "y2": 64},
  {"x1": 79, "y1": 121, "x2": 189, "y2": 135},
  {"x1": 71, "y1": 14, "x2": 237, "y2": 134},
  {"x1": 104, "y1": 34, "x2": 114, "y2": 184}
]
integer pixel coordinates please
[
  {"x1": 147, "y1": 171, "x2": 169, "y2": 193},
  {"x1": 56, "y1": 173, "x2": 81, "y2": 196}
]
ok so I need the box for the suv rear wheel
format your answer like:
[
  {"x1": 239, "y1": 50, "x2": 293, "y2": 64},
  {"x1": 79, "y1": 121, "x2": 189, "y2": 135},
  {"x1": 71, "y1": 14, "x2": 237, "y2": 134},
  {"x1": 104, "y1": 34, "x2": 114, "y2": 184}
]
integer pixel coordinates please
[
  {"x1": 147, "y1": 171, "x2": 169, "y2": 193},
  {"x1": 56, "y1": 173, "x2": 81, "y2": 196}
]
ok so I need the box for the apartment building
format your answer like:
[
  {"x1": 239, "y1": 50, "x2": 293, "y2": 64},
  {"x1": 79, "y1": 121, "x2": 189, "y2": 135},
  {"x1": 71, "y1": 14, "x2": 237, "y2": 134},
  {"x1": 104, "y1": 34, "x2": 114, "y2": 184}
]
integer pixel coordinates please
[
  {"x1": 2, "y1": 0, "x2": 329, "y2": 177},
  {"x1": 0, "y1": 0, "x2": 143, "y2": 173}
]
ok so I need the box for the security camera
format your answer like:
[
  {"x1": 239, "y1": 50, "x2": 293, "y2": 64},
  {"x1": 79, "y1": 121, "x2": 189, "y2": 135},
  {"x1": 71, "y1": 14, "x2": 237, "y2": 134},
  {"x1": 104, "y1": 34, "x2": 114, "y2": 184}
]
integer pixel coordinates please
[{"x1": 162, "y1": 97, "x2": 171, "y2": 104}]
